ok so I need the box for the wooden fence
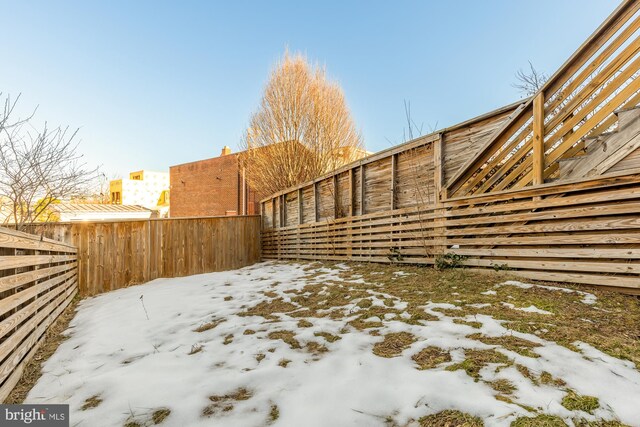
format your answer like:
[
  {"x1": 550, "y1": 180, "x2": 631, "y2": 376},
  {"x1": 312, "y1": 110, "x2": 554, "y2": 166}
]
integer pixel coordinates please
[
  {"x1": 29, "y1": 216, "x2": 261, "y2": 295},
  {"x1": 261, "y1": 1, "x2": 640, "y2": 294},
  {"x1": 0, "y1": 227, "x2": 78, "y2": 401}
]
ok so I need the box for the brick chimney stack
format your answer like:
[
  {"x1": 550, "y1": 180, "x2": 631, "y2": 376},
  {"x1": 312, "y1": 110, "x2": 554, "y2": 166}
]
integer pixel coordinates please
[{"x1": 221, "y1": 146, "x2": 232, "y2": 156}]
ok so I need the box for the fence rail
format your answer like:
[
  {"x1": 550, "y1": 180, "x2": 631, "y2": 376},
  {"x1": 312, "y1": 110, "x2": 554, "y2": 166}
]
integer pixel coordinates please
[
  {"x1": 0, "y1": 227, "x2": 78, "y2": 401},
  {"x1": 29, "y1": 216, "x2": 262, "y2": 296}
]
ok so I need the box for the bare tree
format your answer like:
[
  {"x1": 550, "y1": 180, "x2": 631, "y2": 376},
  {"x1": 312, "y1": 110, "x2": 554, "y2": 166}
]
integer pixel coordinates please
[
  {"x1": 0, "y1": 93, "x2": 99, "y2": 230},
  {"x1": 513, "y1": 61, "x2": 548, "y2": 97},
  {"x1": 72, "y1": 172, "x2": 114, "y2": 204},
  {"x1": 239, "y1": 51, "x2": 365, "y2": 196}
]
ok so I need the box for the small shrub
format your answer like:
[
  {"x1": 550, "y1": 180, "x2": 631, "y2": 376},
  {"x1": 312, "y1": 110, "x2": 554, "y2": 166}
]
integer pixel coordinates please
[
  {"x1": 492, "y1": 263, "x2": 511, "y2": 272},
  {"x1": 435, "y1": 253, "x2": 467, "y2": 270}
]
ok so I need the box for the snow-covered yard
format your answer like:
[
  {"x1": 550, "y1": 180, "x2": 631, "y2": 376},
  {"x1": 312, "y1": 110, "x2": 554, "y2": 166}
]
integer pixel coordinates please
[{"x1": 25, "y1": 261, "x2": 640, "y2": 427}]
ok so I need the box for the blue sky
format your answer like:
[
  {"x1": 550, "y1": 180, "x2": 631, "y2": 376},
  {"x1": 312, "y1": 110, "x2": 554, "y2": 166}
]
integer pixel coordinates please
[{"x1": 0, "y1": 0, "x2": 620, "y2": 177}]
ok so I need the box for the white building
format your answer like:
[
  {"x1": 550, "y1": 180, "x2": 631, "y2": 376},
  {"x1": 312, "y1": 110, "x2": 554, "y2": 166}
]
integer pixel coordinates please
[{"x1": 110, "y1": 170, "x2": 170, "y2": 216}]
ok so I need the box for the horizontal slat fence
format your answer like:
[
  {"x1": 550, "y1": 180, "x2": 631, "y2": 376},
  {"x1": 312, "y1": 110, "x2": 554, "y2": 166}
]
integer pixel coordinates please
[
  {"x1": 29, "y1": 216, "x2": 261, "y2": 296},
  {"x1": 0, "y1": 227, "x2": 78, "y2": 401},
  {"x1": 262, "y1": 173, "x2": 640, "y2": 294}
]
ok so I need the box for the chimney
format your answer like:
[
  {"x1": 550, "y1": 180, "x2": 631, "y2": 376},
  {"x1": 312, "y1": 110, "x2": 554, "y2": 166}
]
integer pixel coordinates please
[{"x1": 221, "y1": 146, "x2": 232, "y2": 156}]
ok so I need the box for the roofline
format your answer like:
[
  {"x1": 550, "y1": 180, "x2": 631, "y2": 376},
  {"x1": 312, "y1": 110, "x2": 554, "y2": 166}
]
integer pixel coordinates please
[
  {"x1": 260, "y1": 97, "x2": 528, "y2": 203},
  {"x1": 169, "y1": 152, "x2": 240, "y2": 169}
]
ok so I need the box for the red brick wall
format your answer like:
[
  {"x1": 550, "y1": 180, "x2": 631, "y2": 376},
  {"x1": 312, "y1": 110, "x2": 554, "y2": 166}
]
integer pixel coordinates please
[{"x1": 170, "y1": 154, "x2": 242, "y2": 217}]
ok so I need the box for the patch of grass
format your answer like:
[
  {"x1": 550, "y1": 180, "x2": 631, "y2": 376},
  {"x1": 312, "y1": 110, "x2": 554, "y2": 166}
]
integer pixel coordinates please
[
  {"x1": 188, "y1": 344, "x2": 203, "y2": 355},
  {"x1": 419, "y1": 409, "x2": 483, "y2": 427},
  {"x1": 268, "y1": 331, "x2": 301, "y2": 349},
  {"x1": 453, "y1": 319, "x2": 483, "y2": 329},
  {"x1": 263, "y1": 291, "x2": 278, "y2": 298},
  {"x1": 306, "y1": 341, "x2": 328, "y2": 354},
  {"x1": 314, "y1": 332, "x2": 341, "y2": 343},
  {"x1": 561, "y1": 390, "x2": 599, "y2": 414},
  {"x1": 510, "y1": 415, "x2": 568, "y2": 427},
  {"x1": 348, "y1": 316, "x2": 384, "y2": 330},
  {"x1": 488, "y1": 379, "x2": 516, "y2": 395},
  {"x1": 297, "y1": 319, "x2": 313, "y2": 328},
  {"x1": 278, "y1": 358, "x2": 291, "y2": 368},
  {"x1": 344, "y1": 263, "x2": 640, "y2": 369},
  {"x1": 240, "y1": 299, "x2": 298, "y2": 319},
  {"x1": 469, "y1": 333, "x2": 540, "y2": 358},
  {"x1": 151, "y1": 408, "x2": 171, "y2": 424},
  {"x1": 372, "y1": 332, "x2": 416, "y2": 358},
  {"x1": 494, "y1": 395, "x2": 536, "y2": 413},
  {"x1": 124, "y1": 422, "x2": 142, "y2": 427},
  {"x1": 357, "y1": 299, "x2": 373, "y2": 308},
  {"x1": 224, "y1": 296, "x2": 233, "y2": 301},
  {"x1": 243, "y1": 329, "x2": 256, "y2": 335},
  {"x1": 203, "y1": 388, "x2": 253, "y2": 417},
  {"x1": 80, "y1": 395, "x2": 102, "y2": 411},
  {"x1": 194, "y1": 319, "x2": 224, "y2": 333},
  {"x1": 411, "y1": 346, "x2": 451, "y2": 370},
  {"x1": 572, "y1": 419, "x2": 630, "y2": 427},
  {"x1": 268, "y1": 404, "x2": 280, "y2": 423},
  {"x1": 223, "y1": 334, "x2": 234, "y2": 345},
  {"x1": 540, "y1": 371, "x2": 566, "y2": 387},
  {"x1": 255, "y1": 353, "x2": 265, "y2": 363},
  {"x1": 402, "y1": 307, "x2": 439, "y2": 325},
  {"x1": 446, "y1": 349, "x2": 510, "y2": 380},
  {"x1": 515, "y1": 364, "x2": 537, "y2": 384}
]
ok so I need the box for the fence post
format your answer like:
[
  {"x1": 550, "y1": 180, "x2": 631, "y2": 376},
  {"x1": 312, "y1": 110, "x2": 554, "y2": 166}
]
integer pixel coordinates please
[
  {"x1": 533, "y1": 91, "x2": 545, "y2": 186},
  {"x1": 433, "y1": 134, "x2": 447, "y2": 260}
]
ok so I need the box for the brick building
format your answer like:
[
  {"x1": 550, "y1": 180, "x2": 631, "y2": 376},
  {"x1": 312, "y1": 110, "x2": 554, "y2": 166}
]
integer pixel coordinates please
[{"x1": 169, "y1": 147, "x2": 261, "y2": 217}]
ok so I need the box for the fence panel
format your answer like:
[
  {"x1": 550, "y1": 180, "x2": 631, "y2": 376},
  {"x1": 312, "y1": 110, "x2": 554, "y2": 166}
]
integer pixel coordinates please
[
  {"x1": 30, "y1": 216, "x2": 262, "y2": 296},
  {"x1": 0, "y1": 227, "x2": 78, "y2": 401}
]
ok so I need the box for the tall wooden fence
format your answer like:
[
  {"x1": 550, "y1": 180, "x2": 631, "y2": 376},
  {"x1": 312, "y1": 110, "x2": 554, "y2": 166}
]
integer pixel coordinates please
[
  {"x1": 0, "y1": 227, "x2": 78, "y2": 401},
  {"x1": 29, "y1": 216, "x2": 261, "y2": 295},
  {"x1": 261, "y1": 1, "x2": 640, "y2": 295}
]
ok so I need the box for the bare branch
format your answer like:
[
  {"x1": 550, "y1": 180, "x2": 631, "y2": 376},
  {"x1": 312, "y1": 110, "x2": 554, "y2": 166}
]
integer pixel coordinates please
[
  {"x1": 512, "y1": 61, "x2": 548, "y2": 97},
  {"x1": 238, "y1": 51, "x2": 366, "y2": 196},
  {"x1": 0, "y1": 93, "x2": 99, "y2": 230}
]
